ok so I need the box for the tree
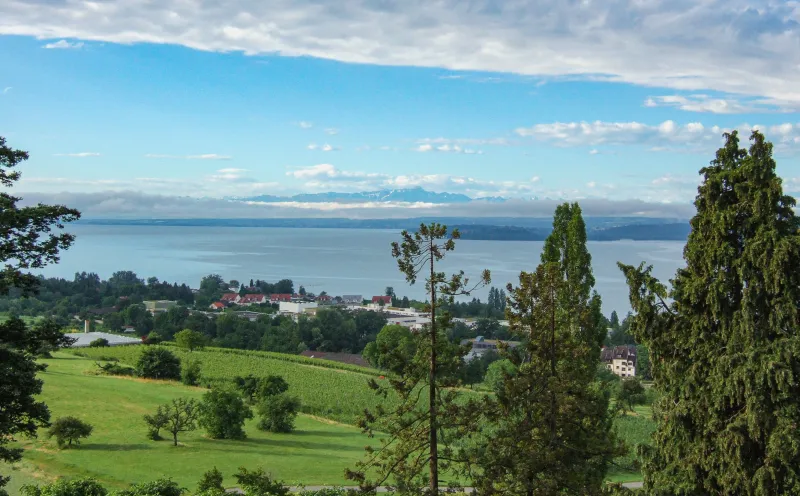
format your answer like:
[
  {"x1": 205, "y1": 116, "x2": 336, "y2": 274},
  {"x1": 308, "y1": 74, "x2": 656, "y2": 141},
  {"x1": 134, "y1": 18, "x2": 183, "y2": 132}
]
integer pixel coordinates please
[
  {"x1": 618, "y1": 130, "x2": 800, "y2": 495},
  {"x1": 234, "y1": 375, "x2": 261, "y2": 403},
  {"x1": 200, "y1": 388, "x2": 253, "y2": 440},
  {"x1": 298, "y1": 285, "x2": 306, "y2": 296},
  {"x1": 464, "y1": 204, "x2": 623, "y2": 495},
  {"x1": 616, "y1": 377, "x2": 646, "y2": 413},
  {"x1": 136, "y1": 347, "x2": 181, "y2": 380},
  {"x1": 362, "y1": 324, "x2": 416, "y2": 373},
  {"x1": 174, "y1": 329, "x2": 206, "y2": 352},
  {"x1": 257, "y1": 394, "x2": 301, "y2": 433},
  {"x1": 143, "y1": 404, "x2": 169, "y2": 440},
  {"x1": 0, "y1": 137, "x2": 81, "y2": 295},
  {"x1": 181, "y1": 359, "x2": 202, "y2": 386},
  {"x1": 20, "y1": 477, "x2": 108, "y2": 496},
  {"x1": 256, "y1": 375, "x2": 289, "y2": 400},
  {"x1": 483, "y1": 358, "x2": 516, "y2": 393},
  {"x1": 197, "y1": 467, "x2": 225, "y2": 494},
  {"x1": 347, "y1": 223, "x2": 490, "y2": 494},
  {"x1": 88, "y1": 338, "x2": 109, "y2": 348},
  {"x1": 115, "y1": 478, "x2": 185, "y2": 496},
  {"x1": 234, "y1": 467, "x2": 289, "y2": 496},
  {"x1": 160, "y1": 398, "x2": 200, "y2": 446},
  {"x1": 609, "y1": 310, "x2": 620, "y2": 330},
  {"x1": 47, "y1": 417, "x2": 93, "y2": 449},
  {"x1": 635, "y1": 344, "x2": 651, "y2": 381}
]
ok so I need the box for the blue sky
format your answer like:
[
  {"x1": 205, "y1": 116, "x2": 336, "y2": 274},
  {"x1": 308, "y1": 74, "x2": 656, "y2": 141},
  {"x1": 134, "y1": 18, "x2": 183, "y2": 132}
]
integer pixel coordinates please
[{"x1": 1, "y1": 0, "x2": 799, "y2": 218}]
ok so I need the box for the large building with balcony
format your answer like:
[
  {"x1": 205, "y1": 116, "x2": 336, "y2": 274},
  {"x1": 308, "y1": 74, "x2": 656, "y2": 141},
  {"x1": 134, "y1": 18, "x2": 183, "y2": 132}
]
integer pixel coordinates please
[{"x1": 601, "y1": 345, "x2": 637, "y2": 378}]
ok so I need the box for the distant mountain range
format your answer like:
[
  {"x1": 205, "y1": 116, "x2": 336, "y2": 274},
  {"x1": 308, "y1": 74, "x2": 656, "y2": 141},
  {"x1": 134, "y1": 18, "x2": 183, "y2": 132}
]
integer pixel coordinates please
[
  {"x1": 78, "y1": 217, "x2": 692, "y2": 241},
  {"x1": 230, "y1": 187, "x2": 498, "y2": 204}
]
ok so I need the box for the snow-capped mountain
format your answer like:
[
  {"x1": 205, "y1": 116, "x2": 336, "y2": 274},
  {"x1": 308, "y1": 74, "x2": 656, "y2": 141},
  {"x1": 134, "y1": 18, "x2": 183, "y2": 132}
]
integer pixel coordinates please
[{"x1": 230, "y1": 187, "x2": 479, "y2": 204}]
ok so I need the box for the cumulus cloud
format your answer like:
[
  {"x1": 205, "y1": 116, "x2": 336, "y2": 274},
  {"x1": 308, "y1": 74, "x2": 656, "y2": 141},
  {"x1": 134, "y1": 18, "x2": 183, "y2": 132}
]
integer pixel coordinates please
[
  {"x1": 4, "y1": 1, "x2": 800, "y2": 102},
  {"x1": 42, "y1": 39, "x2": 84, "y2": 49},
  {"x1": 297, "y1": 121, "x2": 313, "y2": 129},
  {"x1": 324, "y1": 128, "x2": 339, "y2": 135},
  {"x1": 515, "y1": 120, "x2": 800, "y2": 153},
  {"x1": 53, "y1": 152, "x2": 100, "y2": 157},
  {"x1": 414, "y1": 143, "x2": 484, "y2": 154}
]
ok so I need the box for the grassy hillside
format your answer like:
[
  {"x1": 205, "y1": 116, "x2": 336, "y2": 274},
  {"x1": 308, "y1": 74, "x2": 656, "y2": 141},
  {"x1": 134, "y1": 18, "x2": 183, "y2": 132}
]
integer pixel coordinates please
[
  {"x1": 6, "y1": 353, "x2": 376, "y2": 491},
  {"x1": 74, "y1": 345, "x2": 391, "y2": 425}
]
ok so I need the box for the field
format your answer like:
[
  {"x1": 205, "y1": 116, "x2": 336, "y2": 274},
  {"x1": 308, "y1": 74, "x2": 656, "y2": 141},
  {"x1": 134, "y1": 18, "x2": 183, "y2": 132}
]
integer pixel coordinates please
[
  {"x1": 4, "y1": 346, "x2": 654, "y2": 491},
  {"x1": 5, "y1": 353, "x2": 377, "y2": 491},
  {"x1": 74, "y1": 344, "x2": 393, "y2": 425}
]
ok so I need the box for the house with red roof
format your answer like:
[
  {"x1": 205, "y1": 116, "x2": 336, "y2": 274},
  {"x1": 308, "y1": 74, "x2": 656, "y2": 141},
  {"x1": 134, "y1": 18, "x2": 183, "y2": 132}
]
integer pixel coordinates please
[
  {"x1": 220, "y1": 293, "x2": 241, "y2": 304},
  {"x1": 372, "y1": 295, "x2": 393, "y2": 305},
  {"x1": 239, "y1": 294, "x2": 267, "y2": 306},
  {"x1": 209, "y1": 301, "x2": 226, "y2": 311},
  {"x1": 270, "y1": 294, "x2": 293, "y2": 303}
]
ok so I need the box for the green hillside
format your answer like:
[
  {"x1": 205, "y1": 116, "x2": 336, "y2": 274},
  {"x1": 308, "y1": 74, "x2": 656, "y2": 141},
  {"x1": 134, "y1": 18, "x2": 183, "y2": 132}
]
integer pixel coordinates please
[
  {"x1": 75, "y1": 344, "x2": 392, "y2": 425},
  {"x1": 7, "y1": 353, "x2": 376, "y2": 491}
]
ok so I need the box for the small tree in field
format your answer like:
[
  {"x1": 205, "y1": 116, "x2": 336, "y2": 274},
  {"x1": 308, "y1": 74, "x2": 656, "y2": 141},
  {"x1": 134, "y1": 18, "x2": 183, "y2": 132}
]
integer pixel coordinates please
[
  {"x1": 234, "y1": 375, "x2": 260, "y2": 403},
  {"x1": 115, "y1": 478, "x2": 185, "y2": 496},
  {"x1": 174, "y1": 329, "x2": 206, "y2": 352},
  {"x1": 143, "y1": 404, "x2": 170, "y2": 440},
  {"x1": 257, "y1": 394, "x2": 301, "y2": 433},
  {"x1": 256, "y1": 375, "x2": 288, "y2": 400},
  {"x1": 47, "y1": 417, "x2": 93, "y2": 449},
  {"x1": 136, "y1": 347, "x2": 181, "y2": 380},
  {"x1": 181, "y1": 359, "x2": 202, "y2": 386},
  {"x1": 616, "y1": 377, "x2": 646, "y2": 413},
  {"x1": 196, "y1": 467, "x2": 225, "y2": 494},
  {"x1": 160, "y1": 398, "x2": 200, "y2": 446},
  {"x1": 200, "y1": 388, "x2": 253, "y2": 440}
]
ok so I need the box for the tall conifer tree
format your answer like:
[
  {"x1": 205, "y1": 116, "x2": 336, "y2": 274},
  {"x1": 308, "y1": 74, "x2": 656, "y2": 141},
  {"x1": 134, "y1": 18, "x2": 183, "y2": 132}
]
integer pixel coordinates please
[
  {"x1": 463, "y1": 204, "x2": 622, "y2": 495},
  {"x1": 619, "y1": 131, "x2": 800, "y2": 495}
]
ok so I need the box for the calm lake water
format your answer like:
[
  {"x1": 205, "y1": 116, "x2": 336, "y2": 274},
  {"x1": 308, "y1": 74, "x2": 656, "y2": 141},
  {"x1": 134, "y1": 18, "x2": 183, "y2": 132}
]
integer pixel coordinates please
[{"x1": 36, "y1": 225, "x2": 686, "y2": 315}]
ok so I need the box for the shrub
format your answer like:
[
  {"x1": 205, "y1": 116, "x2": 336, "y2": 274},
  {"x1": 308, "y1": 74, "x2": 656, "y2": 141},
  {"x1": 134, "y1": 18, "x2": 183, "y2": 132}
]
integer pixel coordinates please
[
  {"x1": 20, "y1": 477, "x2": 107, "y2": 496},
  {"x1": 200, "y1": 388, "x2": 253, "y2": 440},
  {"x1": 136, "y1": 347, "x2": 181, "y2": 380},
  {"x1": 234, "y1": 467, "x2": 289, "y2": 496},
  {"x1": 88, "y1": 338, "x2": 109, "y2": 348},
  {"x1": 114, "y1": 478, "x2": 185, "y2": 496},
  {"x1": 257, "y1": 375, "x2": 289, "y2": 400},
  {"x1": 174, "y1": 329, "x2": 207, "y2": 352},
  {"x1": 181, "y1": 359, "x2": 202, "y2": 386},
  {"x1": 257, "y1": 394, "x2": 300, "y2": 433},
  {"x1": 95, "y1": 361, "x2": 135, "y2": 376},
  {"x1": 196, "y1": 467, "x2": 225, "y2": 494},
  {"x1": 47, "y1": 417, "x2": 93, "y2": 449},
  {"x1": 617, "y1": 377, "x2": 646, "y2": 413}
]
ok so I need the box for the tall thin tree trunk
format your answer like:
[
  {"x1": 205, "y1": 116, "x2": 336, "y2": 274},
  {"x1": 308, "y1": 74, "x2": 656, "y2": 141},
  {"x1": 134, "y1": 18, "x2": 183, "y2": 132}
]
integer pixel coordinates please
[
  {"x1": 173, "y1": 431, "x2": 178, "y2": 446},
  {"x1": 429, "y1": 244, "x2": 438, "y2": 494}
]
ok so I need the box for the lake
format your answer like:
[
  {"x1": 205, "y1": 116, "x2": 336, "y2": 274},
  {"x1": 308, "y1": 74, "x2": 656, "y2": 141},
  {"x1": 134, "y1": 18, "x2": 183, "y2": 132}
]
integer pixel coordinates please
[{"x1": 36, "y1": 225, "x2": 686, "y2": 315}]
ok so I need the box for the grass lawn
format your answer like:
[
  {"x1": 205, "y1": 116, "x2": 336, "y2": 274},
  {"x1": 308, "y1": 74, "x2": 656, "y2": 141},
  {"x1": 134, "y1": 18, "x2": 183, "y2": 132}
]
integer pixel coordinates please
[{"x1": 7, "y1": 353, "x2": 376, "y2": 491}]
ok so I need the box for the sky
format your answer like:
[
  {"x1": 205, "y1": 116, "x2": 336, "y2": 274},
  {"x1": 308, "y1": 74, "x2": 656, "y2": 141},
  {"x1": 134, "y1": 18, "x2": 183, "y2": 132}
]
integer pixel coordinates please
[{"x1": 1, "y1": 0, "x2": 799, "y2": 218}]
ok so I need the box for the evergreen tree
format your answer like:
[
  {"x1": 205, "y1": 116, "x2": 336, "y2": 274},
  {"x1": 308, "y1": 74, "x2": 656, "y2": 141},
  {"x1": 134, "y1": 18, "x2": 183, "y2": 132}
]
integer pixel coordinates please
[
  {"x1": 619, "y1": 130, "x2": 800, "y2": 495},
  {"x1": 464, "y1": 205, "x2": 623, "y2": 495},
  {"x1": 347, "y1": 223, "x2": 490, "y2": 494}
]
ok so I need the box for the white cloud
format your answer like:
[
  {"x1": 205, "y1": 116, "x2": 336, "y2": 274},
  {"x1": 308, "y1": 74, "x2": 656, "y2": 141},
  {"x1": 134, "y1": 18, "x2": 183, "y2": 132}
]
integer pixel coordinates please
[
  {"x1": 414, "y1": 143, "x2": 484, "y2": 154},
  {"x1": 324, "y1": 128, "x2": 339, "y2": 135},
  {"x1": 587, "y1": 181, "x2": 596, "y2": 188},
  {"x1": 297, "y1": 121, "x2": 313, "y2": 129},
  {"x1": 643, "y1": 94, "x2": 798, "y2": 114},
  {"x1": 2, "y1": 87, "x2": 11, "y2": 94},
  {"x1": 53, "y1": 152, "x2": 100, "y2": 157},
  {"x1": 515, "y1": 120, "x2": 800, "y2": 153},
  {"x1": 145, "y1": 153, "x2": 232, "y2": 160},
  {"x1": 417, "y1": 137, "x2": 511, "y2": 146},
  {"x1": 42, "y1": 39, "x2": 84, "y2": 49},
  {"x1": 4, "y1": 1, "x2": 800, "y2": 102},
  {"x1": 307, "y1": 144, "x2": 318, "y2": 150},
  {"x1": 308, "y1": 143, "x2": 339, "y2": 151}
]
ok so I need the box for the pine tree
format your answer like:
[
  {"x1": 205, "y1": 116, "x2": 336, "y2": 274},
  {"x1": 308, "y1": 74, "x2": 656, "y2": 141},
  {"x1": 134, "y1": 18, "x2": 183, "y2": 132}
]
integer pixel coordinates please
[
  {"x1": 619, "y1": 130, "x2": 800, "y2": 495},
  {"x1": 347, "y1": 223, "x2": 490, "y2": 494},
  {"x1": 464, "y1": 204, "x2": 623, "y2": 495}
]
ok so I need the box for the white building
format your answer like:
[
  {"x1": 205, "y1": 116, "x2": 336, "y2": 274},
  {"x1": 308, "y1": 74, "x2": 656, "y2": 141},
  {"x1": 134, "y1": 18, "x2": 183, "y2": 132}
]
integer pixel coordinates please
[
  {"x1": 601, "y1": 345, "x2": 637, "y2": 378},
  {"x1": 279, "y1": 301, "x2": 318, "y2": 315}
]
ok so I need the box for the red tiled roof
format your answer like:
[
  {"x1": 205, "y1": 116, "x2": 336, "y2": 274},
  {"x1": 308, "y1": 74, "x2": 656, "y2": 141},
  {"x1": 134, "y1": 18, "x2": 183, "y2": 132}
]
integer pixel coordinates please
[
  {"x1": 270, "y1": 294, "x2": 292, "y2": 301},
  {"x1": 221, "y1": 293, "x2": 239, "y2": 302},
  {"x1": 372, "y1": 295, "x2": 392, "y2": 304},
  {"x1": 240, "y1": 294, "x2": 266, "y2": 303},
  {"x1": 210, "y1": 302, "x2": 225, "y2": 309}
]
